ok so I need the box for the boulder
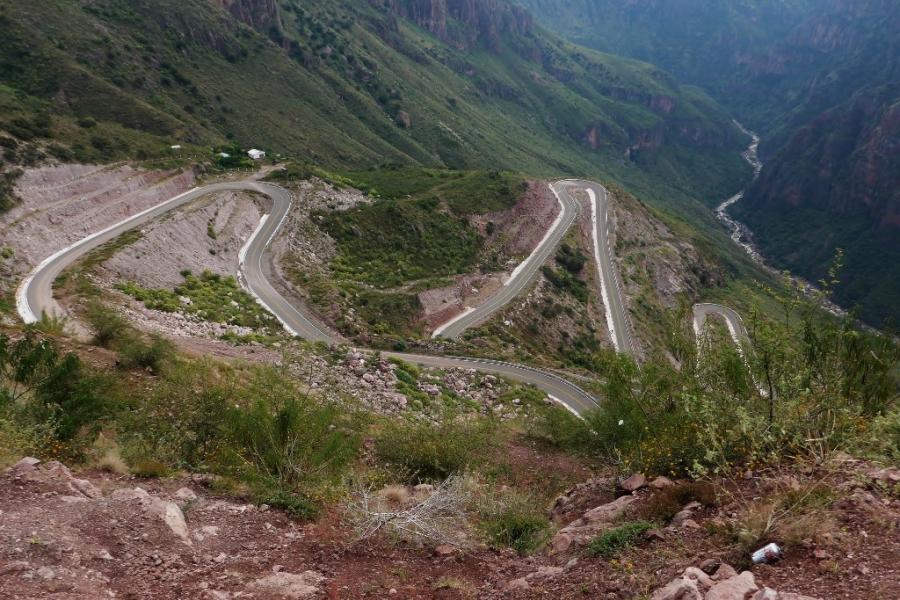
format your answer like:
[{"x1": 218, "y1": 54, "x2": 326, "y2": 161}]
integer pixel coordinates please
[
  {"x1": 110, "y1": 487, "x2": 191, "y2": 544},
  {"x1": 150, "y1": 500, "x2": 191, "y2": 544},
  {"x1": 620, "y1": 473, "x2": 647, "y2": 492},
  {"x1": 752, "y1": 589, "x2": 779, "y2": 600},
  {"x1": 174, "y1": 487, "x2": 198, "y2": 502},
  {"x1": 870, "y1": 467, "x2": 900, "y2": 484},
  {"x1": 249, "y1": 571, "x2": 325, "y2": 599},
  {"x1": 681, "y1": 567, "x2": 713, "y2": 591},
  {"x1": 525, "y1": 566, "x2": 563, "y2": 580},
  {"x1": 671, "y1": 501, "x2": 703, "y2": 526},
  {"x1": 6, "y1": 456, "x2": 41, "y2": 474},
  {"x1": 650, "y1": 476, "x2": 676, "y2": 489},
  {"x1": 706, "y1": 572, "x2": 758, "y2": 600},
  {"x1": 433, "y1": 544, "x2": 456, "y2": 557},
  {"x1": 578, "y1": 495, "x2": 637, "y2": 526},
  {"x1": 714, "y1": 564, "x2": 738, "y2": 580},
  {"x1": 649, "y1": 578, "x2": 703, "y2": 600},
  {"x1": 505, "y1": 578, "x2": 530, "y2": 592},
  {"x1": 698, "y1": 558, "x2": 722, "y2": 575},
  {"x1": 550, "y1": 495, "x2": 637, "y2": 553}
]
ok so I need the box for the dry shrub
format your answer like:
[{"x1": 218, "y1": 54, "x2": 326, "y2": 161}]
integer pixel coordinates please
[
  {"x1": 728, "y1": 476, "x2": 840, "y2": 551},
  {"x1": 377, "y1": 484, "x2": 412, "y2": 510},
  {"x1": 88, "y1": 434, "x2": 129, "y2": 475},
  {"x1": 637, "y1": 482, "x2": 717, "y2": 523},
  {"x1": 347, "y1": 475, "x2": 473, "y2": 547}
]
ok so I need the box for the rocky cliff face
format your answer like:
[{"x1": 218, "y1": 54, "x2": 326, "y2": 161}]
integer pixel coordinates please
[
  {"x1": 523, "y1": 0, "x2": 899, "y2": 326},
  {"x1": 212, "y1": 0, "x2": 282, "y2": 34},
  {"x1": 377, "y1": 0, "x2": 533, "y2": 50}
]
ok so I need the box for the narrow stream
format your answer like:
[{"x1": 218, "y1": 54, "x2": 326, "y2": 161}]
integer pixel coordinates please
[{"x1": 717, "y1": 121, "x2": 848, "y2": 318}]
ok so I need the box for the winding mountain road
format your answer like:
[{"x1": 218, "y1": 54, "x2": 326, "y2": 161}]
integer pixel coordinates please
[
  {"x1": 552, "y1": 180, "x2": 637, "y2": 357},
  {"x1": 432, "y1": 184, "x2": 579, "y2": 339},
  {"x1": 692, "y1": 303, "x2": 750, "y2": 350},
  {"x1": 17, "y1": 176, "x2": 750, "y2": 416},
  {"x1": 16, "y1": 181, "x2": 600, "y2": 415}
]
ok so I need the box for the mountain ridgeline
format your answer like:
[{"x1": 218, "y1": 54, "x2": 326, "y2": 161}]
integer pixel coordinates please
[
  {"x1": 0, "y1": 0, "x2": 749, "y2": 210},
  {"x1": 520, "y1": 0, "x2": 900, "y2": 326}
]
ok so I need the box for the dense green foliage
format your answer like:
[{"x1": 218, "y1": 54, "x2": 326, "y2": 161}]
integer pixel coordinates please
[
  {"x1": 586, "y1": 521, "x2": 653, "y2": 557},
  {"x1": 336, "y1": 167, "x2": 527, "y2": 215},
  {"x1": 374, "y1": 417, "x2": 499, "y2": 483},
  {"x1": 116, "y1": 270, "x2": 277, "y2": 332},
  {"x1": 479, "y1": 491, "x2": 551, "y2": 555},
  {"x1": 320, "y1": 197, "x2": 480, "y2": 288},
  {"x1": 0, "y1": 332, "x2": 111, "y2": 444},
  {"x1": 529, "y1": 279, "x2": 900, "y2": 476}
]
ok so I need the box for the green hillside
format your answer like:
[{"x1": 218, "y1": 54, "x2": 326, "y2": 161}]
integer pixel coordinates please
[{"x1": 0, "y1": 0, "x2": 749, "y2": 209}]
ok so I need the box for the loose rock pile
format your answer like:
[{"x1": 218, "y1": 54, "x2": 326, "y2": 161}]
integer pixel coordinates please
[{"x1": 0, "y1": 457, "x2": 326, "y2": 599}]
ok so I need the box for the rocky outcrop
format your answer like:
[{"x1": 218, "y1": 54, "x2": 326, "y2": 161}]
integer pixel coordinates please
[
  {"x1": 0, "y1": 458, "x2": 327, "y2": 599},
  {"x1": 377, "y1": 0, "x2": 533, "y2": 51},
  {"x1": 651, "y1": 565, "x2": 823, "y2": 600},
  {"x1": 212, "y1": 0, "x2": 282, "y2": 34},
  {"x1": 549, "y1": 495, "x2": 637, "y2": 553}
]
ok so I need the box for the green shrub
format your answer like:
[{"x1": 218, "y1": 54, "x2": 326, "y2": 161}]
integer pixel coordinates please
[
  {"x1": 118, "y1": 334, "x2": 173, "y2": 373},
  {"x1": 85, "y1": 302, "x2": 130, "y2": 348},
  {"x1": 254, "y1": 488, "x2": 318, "y2": 521},
  {"x1": 556, "y1": 243, "x2": 587, "y2": 274},
  {"x1": 374, "y1": 417, "x2": 498, "y2": 483},
  {"x1": 1, "y1": 332, "x2": 111, "y2": 443},
  {"x1": 527, "y1": 402, "x2": 597, "y2": 454},
  {"x1": 586, "y1": 521, "x2": 653, "y2": 557},
  {"x1": 480, "y1": 491, "x2": 550, "y2": 555},
  {"x1": 117, "y1": 271, "x2": 277, "y2": 331},
  {"x1": 224, "y1": 370, "x2": 361, "y2": 488},
  {"x1": 130, "y1": 458, "x2": 170, "y2": 478}
]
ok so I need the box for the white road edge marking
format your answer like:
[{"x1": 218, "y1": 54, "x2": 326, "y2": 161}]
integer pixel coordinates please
[
  {"x1": 430, "y1": 184, "x2": 566, "y2": 338},
  {"x1": 586, "y1": 188, "x2": 619, "y2": 352},
  {"x1": 548, "y1": 394, "x2": 585, "y2": 420},
  {"x1": 236, "y1": 213, "x2": 298, "y2": 337},
  {"x1": 431, "y1": 306, "x2": 476, "y2": 338},
  {"x1": 16, "y1": 186, "x2": 201, "y2": 324}
]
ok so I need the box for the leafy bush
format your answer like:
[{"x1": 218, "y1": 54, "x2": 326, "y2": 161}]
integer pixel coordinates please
[
  {"x1": 554, "y1": 275, "x2": 899, "y2": 476},
  {"x1": 556, "y1": 243, "x2": 586, "y2": 274},
  {"x1": 1, "y1": 332, "x2": 111, "y2": 443},
  {"x1": 85, "y1": 302, "x2": 130, "y2": 348},
  {"x1": 479, "y1": 491, "x2": 550, "y2": 555},
  {"x1": 321, "y1": 197, "x2": 480, "y2": 288},
  {"x1": 254, "y1": 488, "x2": 318, "y2": 521},
  {"x1": 541, "y1": 265, "x2": 588, "y2": 302},
  {"x1": 130, "y1": 459, "x2": 170, "y2": 478},
  {"x1": 374, "y1": 417, "x2": 498, "y2": 483},
  {"x1": 117, "y1": 270, "x2": 277, "y2": 331},
  {"x1": 118, "y1": 334, "x2": 173, "y2": 373},
  {"x1": 586, "y1": 521, "x2": 653, "y2": 557},
  {"x1": 224, "y1": 368, "x2": 361, "y2": 489}
]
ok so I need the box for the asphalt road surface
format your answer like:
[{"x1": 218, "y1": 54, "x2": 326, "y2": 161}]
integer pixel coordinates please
[
  {"x1": 17, "y1": 181, "x2": 600, "y2": 415},
  {"x1": 693, "y1": 303, "x2": 750, "y2": 349},
  {"x1": 552, "y1": 180, "x2": 637, "y2": 358},
  {"x1": 433, "y1": 183, "x2": 579, "y2": 339}
]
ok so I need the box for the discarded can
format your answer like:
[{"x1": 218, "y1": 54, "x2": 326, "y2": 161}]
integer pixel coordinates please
[{"x1": 751, "y1": 543, "x2": 783, "y2": 564}]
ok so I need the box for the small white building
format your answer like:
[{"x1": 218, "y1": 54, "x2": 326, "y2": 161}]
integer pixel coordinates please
[
  {"x1": 217, "y1": 152, "x2": 231, "y2": 158},
  {"x1": 247, "y1": 149, "x2": 266, "y2": 160}
]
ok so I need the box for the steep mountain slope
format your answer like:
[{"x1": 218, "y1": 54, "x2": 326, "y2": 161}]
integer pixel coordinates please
[
  {"x1": 521, "y1": 0, "x2": 900, "y2": 325},
  {"x1": 0, "y1": 0, "x2": 748, "y2": 210}
]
